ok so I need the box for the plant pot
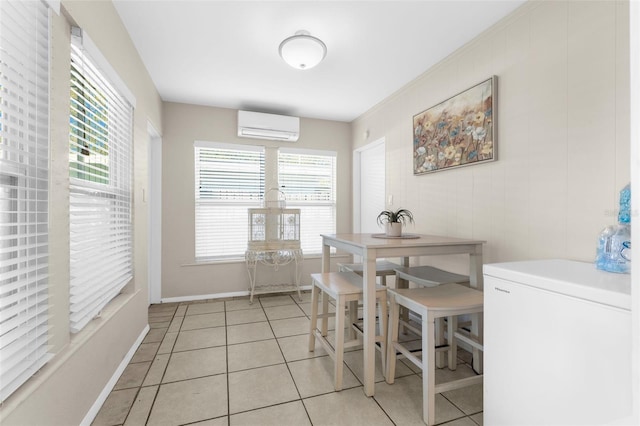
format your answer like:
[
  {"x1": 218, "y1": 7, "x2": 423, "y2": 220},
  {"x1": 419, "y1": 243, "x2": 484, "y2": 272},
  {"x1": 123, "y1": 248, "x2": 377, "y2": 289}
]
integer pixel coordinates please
[{"x1": 385, "y1": 222, "x2": 402, "y2": 237}]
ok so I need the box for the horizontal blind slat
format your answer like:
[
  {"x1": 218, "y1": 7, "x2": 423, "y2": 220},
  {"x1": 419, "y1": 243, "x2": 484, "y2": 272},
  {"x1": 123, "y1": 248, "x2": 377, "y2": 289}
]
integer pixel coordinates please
[
  {"x1": 278, "y1": 151, "x2": 336, "y2": 254},
  {"x1": 0, "y1": 0, "x2": 51, "y2": 404},
  {"x1": 68, "y1": 29, "x2": 133, "y2": 334},
  {"x1": 194, "y1": 144, "x2": 264, "y2": 259}
]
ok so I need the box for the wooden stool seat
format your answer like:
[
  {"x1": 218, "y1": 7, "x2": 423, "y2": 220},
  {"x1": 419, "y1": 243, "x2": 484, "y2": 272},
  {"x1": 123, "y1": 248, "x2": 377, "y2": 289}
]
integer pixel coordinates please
[
  {"x1": 394, "y1": 265, "x2": 469, "y2": 287},
  {"x1": 309, "y1": 271, "x2": 387, "y2": 391},
  {"x1": 386, "y1": 283, "x2": 484, "y2": 426},
  {"x1": 338, "y1": 260, "x2": 402, "y2": 286}
]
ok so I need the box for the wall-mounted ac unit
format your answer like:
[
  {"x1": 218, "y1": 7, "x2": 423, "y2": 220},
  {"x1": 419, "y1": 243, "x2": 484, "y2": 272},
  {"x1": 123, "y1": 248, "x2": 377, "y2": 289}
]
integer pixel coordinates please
[{"x1": 237, "y1": 110, "x2": 300, "y2": 142}]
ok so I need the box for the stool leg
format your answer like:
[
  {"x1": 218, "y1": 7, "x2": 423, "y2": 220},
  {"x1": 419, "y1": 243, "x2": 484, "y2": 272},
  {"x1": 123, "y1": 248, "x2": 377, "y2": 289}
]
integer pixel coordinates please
[
  {"x1": 378, "y1": 291, "x2": 388, "y2": 378},
  {"x1": 348, "y1": 300, "x2": 358, "y2": 340},
  {"x1": 385, "y1": 294, "x2": 399, "y2": 384},
  {"x1": 334, "y1": 294, "x2": 346, "y2": 391},
  {"x1": 435, "y1": 318, "x2": 446, "y2": 368},
  {"x1": 423, "y1": 313, "x2": 436, "y2": 426},
  {"x1": 309, "y1": 284, "x2": 320, "y2": 352},
  {"x1": 321, "y1": 291, "x2": 329, "y2": 337},
  {"x1": 448, "y1": 315, "x2": 457, "y2": 370},
  {"x1": 396, "y1": 276, "x2": 410, "y2": 333}
]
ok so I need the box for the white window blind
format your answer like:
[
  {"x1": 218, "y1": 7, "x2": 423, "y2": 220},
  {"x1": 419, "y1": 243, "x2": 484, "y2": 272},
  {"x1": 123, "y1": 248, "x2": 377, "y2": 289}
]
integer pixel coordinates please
[
  {"x1": 69, "y1": 28, "x2": 133, "y2": 333},
  {"x1": 0, "y1": 0, "x2": 53, "y2": 403},
  {"x1": 278, "y1": 149, "x2": 336, "y2": 254},
  {"x1": 195, "y1": 142, "x2": 265, "y2": 260}
]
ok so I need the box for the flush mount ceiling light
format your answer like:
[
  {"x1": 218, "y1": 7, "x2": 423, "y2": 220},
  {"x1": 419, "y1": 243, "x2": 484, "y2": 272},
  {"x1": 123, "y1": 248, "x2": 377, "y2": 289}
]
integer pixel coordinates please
[{"x1": 279, "y1": 30, "x2": 327, "y2": 70}]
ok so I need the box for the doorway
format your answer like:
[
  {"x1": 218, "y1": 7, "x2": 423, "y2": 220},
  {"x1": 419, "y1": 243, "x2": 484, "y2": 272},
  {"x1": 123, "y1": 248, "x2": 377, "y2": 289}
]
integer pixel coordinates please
[{"x1": 354, "y1": 138, "x2": 385, "y2": 234}]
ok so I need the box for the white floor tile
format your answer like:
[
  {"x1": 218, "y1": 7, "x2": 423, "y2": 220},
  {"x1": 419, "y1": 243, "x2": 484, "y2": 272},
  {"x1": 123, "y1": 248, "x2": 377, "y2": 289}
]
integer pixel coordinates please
[
  {"x1": 288, "y1": 356, "x2": 361, "y2": 398},
  {"x1": 147, "y1": 375, "x2": 228, "y2": 425},
  {"x1": 98, "y1": 299, "x2": 484, "y2": 426},
  {"x1": 227, "y1": 339, "x2": 285, "y2": 372},
  {"x1": 162, "y1": 346, "x2": 226, "y2": 383},
  {"x1": 228, "y1": 364, "x2": 299, "y2": 414},
  {"x1": 230, "y1": 400, "x2": 311, "y2": 426},
  {"x1": 303, "y1": 387, "x2": 394, "y2": 426},
  {"x1": 227, "y1": 321, "x2": 275, "y2": 344}
]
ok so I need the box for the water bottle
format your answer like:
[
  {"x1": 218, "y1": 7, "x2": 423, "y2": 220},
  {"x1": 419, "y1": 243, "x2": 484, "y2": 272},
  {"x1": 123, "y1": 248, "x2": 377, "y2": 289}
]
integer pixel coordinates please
[
  {"x1": 595, "y1": 183, "x2": 631, "y2": 273},
  {"x1": 595, "y1": 225, "x2": 616, "y2": 271},
  {"x1": 618, "y1": 183, "x2": 631, "y2": 224}
]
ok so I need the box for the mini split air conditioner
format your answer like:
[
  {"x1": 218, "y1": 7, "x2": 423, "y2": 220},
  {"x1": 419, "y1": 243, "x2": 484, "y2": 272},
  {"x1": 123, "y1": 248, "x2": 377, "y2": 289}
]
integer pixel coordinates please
[{"x1": 237, "y1": 110, "x2": 300, "y2": 142}]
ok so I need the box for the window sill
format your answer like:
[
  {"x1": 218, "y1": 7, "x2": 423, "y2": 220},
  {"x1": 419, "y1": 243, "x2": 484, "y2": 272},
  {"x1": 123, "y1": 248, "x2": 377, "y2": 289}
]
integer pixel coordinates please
[{"x1": 182, "y1": 253, "x2": 349, "y2": 267}]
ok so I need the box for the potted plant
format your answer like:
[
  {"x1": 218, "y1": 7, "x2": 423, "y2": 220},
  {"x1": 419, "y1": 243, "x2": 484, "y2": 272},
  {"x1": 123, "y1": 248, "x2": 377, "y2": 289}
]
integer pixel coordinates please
[{"x1": 377, "y1": 208, "x2": 414, "y2": 237}]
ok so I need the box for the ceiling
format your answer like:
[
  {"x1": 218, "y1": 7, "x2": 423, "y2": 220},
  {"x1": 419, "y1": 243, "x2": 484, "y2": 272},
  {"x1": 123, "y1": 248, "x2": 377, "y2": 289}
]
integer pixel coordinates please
[{"x1": 113, "y1": 1, "x2": 525, "y2": 123}]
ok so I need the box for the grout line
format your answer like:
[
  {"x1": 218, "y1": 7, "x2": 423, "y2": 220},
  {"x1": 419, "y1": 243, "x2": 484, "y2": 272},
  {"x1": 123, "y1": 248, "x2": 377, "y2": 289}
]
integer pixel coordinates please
[
  {"x1": 122, "y1": 304, "x2": 178, "y2": 425},
  {"x1": 106, "y1": 298, "x2": 482, "y2": 426},
  {"x1": 265, "y1": 295, "x2": 314, "y2": 424},
  {"x1": 142, "y1": 305, "x2": 180, "y2": 424},
  {"x1": 224, "y1": 300, "x2": 231, "y2": 426}
]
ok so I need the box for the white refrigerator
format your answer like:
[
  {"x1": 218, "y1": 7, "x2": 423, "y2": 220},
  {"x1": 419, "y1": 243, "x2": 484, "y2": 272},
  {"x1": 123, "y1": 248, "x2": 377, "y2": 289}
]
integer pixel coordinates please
[{"x1": 483, "y1": 259, "x2": 632, "y2": 425}]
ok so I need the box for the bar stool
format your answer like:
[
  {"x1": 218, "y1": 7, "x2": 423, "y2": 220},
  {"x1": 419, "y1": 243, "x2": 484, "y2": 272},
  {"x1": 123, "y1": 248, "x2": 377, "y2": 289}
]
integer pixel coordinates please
[
  {"x1": 394, "y1": 265, "x2": 470, "y2": 367},
  {"x1": 338, "y1": 259, "x2": 402, "y2": 286},
  {"x1": 338, "y1": 259, "x2": 400, "y2": 340},
  {"x1": 308, "y1": 271, "x2": 388, "y2": 391},
  {"x1": 386, "y1": 284, "x2": 484, "y2": 426}
]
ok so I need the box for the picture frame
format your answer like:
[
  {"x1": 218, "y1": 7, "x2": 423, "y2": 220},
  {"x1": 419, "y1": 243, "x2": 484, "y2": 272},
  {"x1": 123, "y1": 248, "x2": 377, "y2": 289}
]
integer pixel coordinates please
[{"x1": 413, "y1": 76, "x2": 497, "y2": 174}]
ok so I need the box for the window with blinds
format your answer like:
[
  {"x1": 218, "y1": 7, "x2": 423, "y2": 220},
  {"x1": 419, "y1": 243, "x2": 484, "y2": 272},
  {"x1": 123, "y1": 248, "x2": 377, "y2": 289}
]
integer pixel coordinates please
[
  {"x1": 0, "y1": 0, "x2": 53, "y2": 403},
  {"x1": 195, "y1": 142, "x2": 265, "y2": 260},
  {"x1": 278, "y1": 149, "x2": 336, "y2": 254},
  {"x1": 69, "y1": 28, "x2": 133, "y2": 333}
]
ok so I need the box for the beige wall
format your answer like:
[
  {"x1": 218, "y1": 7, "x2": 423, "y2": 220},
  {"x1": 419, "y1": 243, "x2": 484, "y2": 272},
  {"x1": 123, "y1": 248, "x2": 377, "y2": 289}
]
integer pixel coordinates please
[
  {"x1": 352, "y1": 0, "x2": 630, "y2": 274},
  {"x1": 0, "y1": 0, "x2": 162, "y2": 424},
  {"x1": 161, "y1": 103, "x2": 352, "y2": 299}
]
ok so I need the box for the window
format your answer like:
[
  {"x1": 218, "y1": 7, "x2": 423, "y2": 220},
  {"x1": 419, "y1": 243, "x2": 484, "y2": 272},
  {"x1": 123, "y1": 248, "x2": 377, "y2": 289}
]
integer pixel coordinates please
[
  {"x1": 68, "y1": 28, "x2": 134, "y2": 333},
  {"x1": 194, "y1": 144, "x2": 336, "y2": 260},
  {"x1": 278, "y1": 149, "x2": 336, "y2": 254},
  {"x1": 0, "y1": 0, "x2": 52, "y2": 402},
  {"x1": 195, "y1": 142, "x2": 265, "y2": 260}
]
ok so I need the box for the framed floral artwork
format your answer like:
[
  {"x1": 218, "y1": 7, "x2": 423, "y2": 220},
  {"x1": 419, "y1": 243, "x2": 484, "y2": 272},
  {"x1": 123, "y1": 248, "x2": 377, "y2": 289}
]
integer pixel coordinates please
[{"x1": 413, "y1": 76, "x2": 497, "y2": 174}]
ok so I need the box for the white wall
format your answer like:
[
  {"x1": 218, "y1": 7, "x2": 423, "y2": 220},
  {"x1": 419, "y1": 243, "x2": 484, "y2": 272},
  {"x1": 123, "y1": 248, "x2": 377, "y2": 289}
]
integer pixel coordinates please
[
  {"x1": 0, "y1": 0, "x2": 162, "y2": 424},
  {"x1": 352, "y1": 0, "x2": 630, "y2": 275},
  {"x1": 161, "y1": 103, "x2": 352, "y2": 300}
]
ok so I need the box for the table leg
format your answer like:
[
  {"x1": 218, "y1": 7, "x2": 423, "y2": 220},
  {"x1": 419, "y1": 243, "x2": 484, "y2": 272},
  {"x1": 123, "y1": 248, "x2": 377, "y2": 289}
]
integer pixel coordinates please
[
  {"x1": 322, "y1": 242, "x2": 330, "y2": 273},
  {"x1": 321, "y1": 241, "x2": 331, "y2": 337},
  {"x1": 470, "y1": 248, "x2": 484, "y2": 373},
  {"x1": 363, "y1": 249, "x2": 376, "y2": 396}
]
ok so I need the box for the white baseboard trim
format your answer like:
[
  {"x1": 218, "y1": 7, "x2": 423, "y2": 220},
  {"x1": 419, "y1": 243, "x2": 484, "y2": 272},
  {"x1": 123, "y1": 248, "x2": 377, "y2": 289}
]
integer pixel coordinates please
[
  {"x1": 161, "y1": 285, "x2": 313, "y2": 304},
  {"x1": 80, "y1": 324, "x2": 150, "y2": 426}
]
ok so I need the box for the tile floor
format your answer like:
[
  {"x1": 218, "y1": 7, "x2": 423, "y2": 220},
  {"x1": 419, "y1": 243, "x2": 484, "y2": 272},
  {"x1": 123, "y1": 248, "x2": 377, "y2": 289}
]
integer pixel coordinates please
[{"x1": 92, "y1": 292, "x2": 483, "y2": 426}]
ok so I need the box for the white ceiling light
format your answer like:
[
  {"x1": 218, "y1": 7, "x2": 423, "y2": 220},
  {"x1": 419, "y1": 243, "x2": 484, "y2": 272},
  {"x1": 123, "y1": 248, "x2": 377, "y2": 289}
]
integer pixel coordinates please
[{"x1": 279, "y1": 30, "x2": 327, "y2": 70}]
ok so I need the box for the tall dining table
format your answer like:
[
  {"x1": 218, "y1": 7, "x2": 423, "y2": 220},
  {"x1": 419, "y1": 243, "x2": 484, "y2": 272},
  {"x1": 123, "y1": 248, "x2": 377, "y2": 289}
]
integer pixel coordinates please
[{"x1": 321, "y1": 233, "x2": 485, "y2": 397}]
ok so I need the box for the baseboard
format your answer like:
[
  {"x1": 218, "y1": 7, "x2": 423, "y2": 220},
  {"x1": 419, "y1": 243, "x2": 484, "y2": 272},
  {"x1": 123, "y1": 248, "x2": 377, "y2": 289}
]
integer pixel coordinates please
[
  {"x1": 161, "y1": 285, "x2": 312, "y2": 304},
  {"x1": 80, "y1": 324, "x2": 150, "y2": 426}
]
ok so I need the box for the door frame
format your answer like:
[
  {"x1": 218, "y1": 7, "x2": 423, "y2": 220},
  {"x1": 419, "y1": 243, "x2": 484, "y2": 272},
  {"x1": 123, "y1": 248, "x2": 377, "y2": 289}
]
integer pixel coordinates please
[
  {"x1": 352, "y1": 137, "x2": 385, "y2": 233},
  {"x1": 148, "y1": 122, "x2": 162, "y2": 304}
]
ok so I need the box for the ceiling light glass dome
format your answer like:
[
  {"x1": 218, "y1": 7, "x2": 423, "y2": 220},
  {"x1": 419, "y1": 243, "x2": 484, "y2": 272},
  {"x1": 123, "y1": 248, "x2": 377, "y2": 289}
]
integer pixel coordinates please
[{"x1": 279, "y1": 30, "x2": 327, "y2": 70}]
